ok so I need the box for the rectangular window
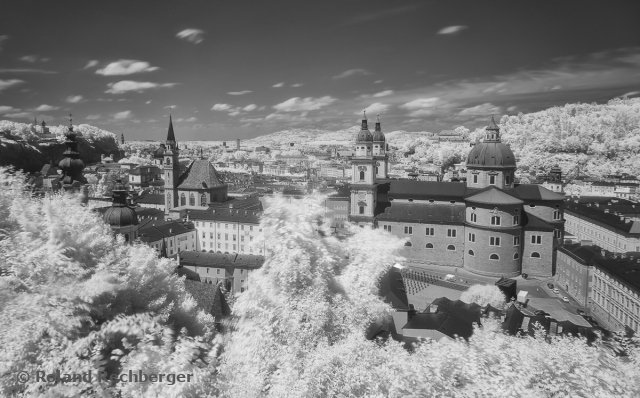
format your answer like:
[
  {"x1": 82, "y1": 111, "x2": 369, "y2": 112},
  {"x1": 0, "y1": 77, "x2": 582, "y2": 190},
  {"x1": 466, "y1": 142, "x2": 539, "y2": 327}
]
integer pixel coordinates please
[
  {"x1": 468, "y1": 233, "x2": 475, "y2": 242},
  {"x1": 489, "y1": 175, "x2": 496, "y2": 185},
  {"x1": 513, "y1": 215, "x2": 520, "y2": 225},
  {"x1": 250, "y1": 226, "x2": 253, "y2": 231},
  {"x1": 404, "y1": 226, "x2": 413, "y2": 235},
  {"x1": 217, "y1": 233, "x2": 221, "y2": 240},
  {"x1": 210, "y1": 232, "x2": 213, "y2": 239},
  {"x1": 553, "y1": 210, "x2": 561, "y2": 220},
  {"x1": 490, "y1": 237, "x2": 501, "y2": 246},
  {"x1": 233, "y1": 234, "x2": 237, "y2": 241},
  {"x1": 491, "y1": 216, "x2": 501, "y2": 226},
  {"x1": 447, "y1": 229, "x2": 456, "y2": 238},
  {"x1": 425, "y1": 227, "x2": 434, "y2": 235},
  {"x1": 514, "y1": 236, "x2": 520, "y2": 246},
  {"x1": 473, "y1": 174, "x2": 478, "y2": 184},
  {"x1": 531, "y1": 235, "x2": 542, "y2": 244},
  {"x1": 225, "y1": 233, "x2": 228, "y2": 240}
]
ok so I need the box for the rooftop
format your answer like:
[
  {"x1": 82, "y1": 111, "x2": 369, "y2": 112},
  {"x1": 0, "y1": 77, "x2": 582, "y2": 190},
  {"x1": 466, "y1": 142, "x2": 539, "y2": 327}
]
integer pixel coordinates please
[
  {"x1": 179, "y1": 250, "x2": 264, "y2": 270},
  {"x1": 377, "y1": 202, "x2": 465, "y2": 224},
  {"x1": 138, "y1": 220, "x2": 195, "y2": 242},
  {"x1": 564, "y1": 201, "x2": 640, "y2": 236},
  {"x1": 178, "y1": 159, "x2": 226, "y2": 190},
  {"x1": 186, "y1": 207, "x2": 261, "y2": 224},
  {"x1": 465, "y1": 186, "x2": 523, "y2": 205}
]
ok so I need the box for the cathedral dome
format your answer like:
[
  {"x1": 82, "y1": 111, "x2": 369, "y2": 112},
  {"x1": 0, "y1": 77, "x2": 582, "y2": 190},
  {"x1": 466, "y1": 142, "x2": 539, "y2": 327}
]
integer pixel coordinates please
[{"x1": 466, "y1": 117, "x2": 516, "y2": 169}]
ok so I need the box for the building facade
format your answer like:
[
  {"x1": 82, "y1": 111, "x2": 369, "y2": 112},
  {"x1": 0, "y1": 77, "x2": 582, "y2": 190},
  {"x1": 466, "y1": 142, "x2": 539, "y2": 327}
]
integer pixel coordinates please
[
  {"x1": 350, "y1": 116, "x2": 565, "y2": 278},
  {"x1": 178, "y1": 251, "x2": 264, "y2": 294}
]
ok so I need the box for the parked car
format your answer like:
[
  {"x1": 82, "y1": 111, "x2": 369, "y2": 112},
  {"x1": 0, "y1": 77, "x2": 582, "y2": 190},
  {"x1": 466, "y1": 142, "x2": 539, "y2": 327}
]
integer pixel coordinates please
[
  {"x1": 562, "y1": 296, "x2": 570, "y2": 302},
  {"x1": 547, "y1": 283, "x2": 554, "y2": 289},
  {"x1": 553, "y1": 288, "x2": 560, "y2": 294},
  {"x1": 577, "y1": 309, "x2": 586, "y2": 316}
]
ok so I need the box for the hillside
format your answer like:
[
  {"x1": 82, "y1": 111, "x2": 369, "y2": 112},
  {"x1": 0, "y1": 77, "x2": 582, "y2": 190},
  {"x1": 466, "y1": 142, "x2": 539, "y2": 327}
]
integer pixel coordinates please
[{"x1": 0, "y1": 120, "x2": 120, "y2": 172}]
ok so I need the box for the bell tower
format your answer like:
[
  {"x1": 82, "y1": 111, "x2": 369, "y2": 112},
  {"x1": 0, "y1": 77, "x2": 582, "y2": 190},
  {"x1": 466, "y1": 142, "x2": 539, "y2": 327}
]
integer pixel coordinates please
[
  {"x1": 163, "y1": 115, "x2": 180, "y2": 215},
  {"x1": 349, "y1": 112, "x2": 378, "y2": 225}
]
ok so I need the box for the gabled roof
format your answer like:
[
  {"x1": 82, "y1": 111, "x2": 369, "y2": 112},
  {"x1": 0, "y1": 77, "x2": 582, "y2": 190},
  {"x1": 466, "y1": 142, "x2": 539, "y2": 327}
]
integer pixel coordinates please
[
  {"x1": 513, "y1": 184, "x2": 565, "y2": 201},
  {"x1": 187, "y1": 207, "x2": 261, "y2": 224},
  {"x1": 178, "y1": 159, "x2": 225, "y2": 190},
  {"x1": 135, "y1": 193, "x2": 164, "y2": 205},
  {"x1": 465, "y1": 186, "x2": 523, "y2": 205}
]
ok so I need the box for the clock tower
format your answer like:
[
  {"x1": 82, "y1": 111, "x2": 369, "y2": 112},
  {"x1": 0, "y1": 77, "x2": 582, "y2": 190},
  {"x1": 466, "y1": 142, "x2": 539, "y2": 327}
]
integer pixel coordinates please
[{"x1": 349, "y1": 113, "x2": 379, "y2": 225}]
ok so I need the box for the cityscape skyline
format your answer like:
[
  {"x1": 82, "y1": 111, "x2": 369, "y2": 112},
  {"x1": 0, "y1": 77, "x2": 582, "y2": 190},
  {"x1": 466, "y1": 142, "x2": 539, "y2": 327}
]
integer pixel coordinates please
[{"x1": 1, "y1": 0, "x2": 640, "y2": 140}]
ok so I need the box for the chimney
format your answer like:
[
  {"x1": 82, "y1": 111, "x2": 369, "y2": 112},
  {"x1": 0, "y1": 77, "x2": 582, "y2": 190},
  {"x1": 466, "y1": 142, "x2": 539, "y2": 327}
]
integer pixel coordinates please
[{"x1": 601, "y1": 249, "x2": 606, "y2": 257}]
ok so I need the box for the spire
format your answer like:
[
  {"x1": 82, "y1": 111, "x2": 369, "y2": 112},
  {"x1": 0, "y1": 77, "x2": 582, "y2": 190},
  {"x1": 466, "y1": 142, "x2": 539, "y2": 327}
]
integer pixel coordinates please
[
  {"x1": 68, "y1": 113, "x2": 73, "y2": 131},
  {"x1": 33, "y1": 116, "x2": 37, "y2": 126},
  {"x1": 166, "y1": 114, "x2": 176, "y2": 146},
  {"x1": 58, "y1": 113, "x2": 86, "y2": 189},
  {"x1": 375, "y1": 114, "x2": 381, "y2": 132},
  {"x1": 361, "y1": 110, "x2": 368, "y2": 130},
  {"x1": 111, "y1": 179, "x2": 128, "y2": 207}
]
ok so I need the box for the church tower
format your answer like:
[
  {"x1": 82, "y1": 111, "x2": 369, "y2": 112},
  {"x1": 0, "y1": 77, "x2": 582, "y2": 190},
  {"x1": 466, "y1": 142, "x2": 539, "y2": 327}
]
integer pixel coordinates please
[
  {"x1": 372, "y1": 115, "x2": 388, "y2": 179},
  {"x1": 163, "y1": 116, "x2": 180, "y2": 215},
  {"x1": 349, "y1": 113, "x2": 378, "y2": 225}
]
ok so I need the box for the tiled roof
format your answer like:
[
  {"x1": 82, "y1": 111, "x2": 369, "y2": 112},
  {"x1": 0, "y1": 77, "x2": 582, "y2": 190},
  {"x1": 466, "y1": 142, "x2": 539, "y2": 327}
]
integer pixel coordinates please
[
  {"x1": 187, "y1": 207, "x2": 261, "y2": 224},
  {"x1": 465, "y1": 186, "x2": 523, "y2": 205},
  {"x1": 513, "y1": 184, "x2": 565, "y2": 201},
  {"x1": 178, "y1": 159, "x2": 225, "y2": 190},
  {"x1": 179, "y1": 250, "x2": 264, "y2": 270},
  {"x1": 387, "y1": 180, "x2": 469, "y2": 201},
  {"x1": 523, "y1": 213, "x2": 555, "y2": 232},
  {"x1": 138, "y1": 220, "x2": 195, "y2": 242},
  {"x1": 135, "y1": 193, "x2": 164, "y2": 205},
  {"x1": 560, "y1": 243, "x2": 640, "y2": 293},
  {"x1": 565, "y1": 201, "x2": 640, "y2": 235},
  {"x1": 376, "y1": 202, "x2": 465, "y2": 224}
]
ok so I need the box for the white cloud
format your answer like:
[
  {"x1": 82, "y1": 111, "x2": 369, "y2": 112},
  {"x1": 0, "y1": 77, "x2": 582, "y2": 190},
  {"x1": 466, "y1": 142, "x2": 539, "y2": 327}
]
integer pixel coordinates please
[
  {"x1": 113, "y1": 110, "x2": 132, "y2": 120},
  {"x1": 291, "y1": 83, "x2": 303, "y2": 87},
  {"x1": 374, "y1": 80, "x2": 383, "y2": 84},
  {"x1": 96, "y1": 60, "x2": 159, "y2": 76},
  {"x1": 66, "y1": 95, "x2": 83, "y2": 103},
  {"x1": 84, "y1": 60, "x2": 99, "y2": 69},
  {"x1": 373, "y1": 90, "x2": 394, "y2": 98},
  {"x1": 228, "y1": 111, "x2": 241, "y2": 117},
  {"x1": 332, "y1": 68, "x2": 371, "y2": 79},
  {"x1": 437, "y1": 25, "x2": 467, "y2": 35},
  {"x1": 361, "y1": 103, "x2": 390, "y2": 115},
  {"x1": 0, "y1": 79, "x2": 24, "y2": 91},
  {"x1": 175, "y1": 116, "x2": 197, "y2": 122},
  {"x1": 176, "y1": 28, "x2": 204, "y2": 44},
  {"x1": 458, "y1": 103, "x2": 501, "y2": 116},
  {"x1": 243, "y1": 104, "x2": 257, "y2": 111},
  {"x1": 145, "y1": 100, "x2": 152, "y2": 104},
  {"x1": 105, "y1": 80, "x2": 176, "y2": 94},
  {"x1": 164, "y1": 105, "x2": 177, "y2": 109},
  {"x1": 0, "y1": 105, "x2": 20, "y2": 114},
  {"x1": 621, "y1": 91, "x2": 640, "y2": 98},
  {"x1": 272, "y1": 82, "x2": 285, "y2": 88},
  {"x1": 5, "y1": 112, "x2": 31, "y2": 119},
  {"x1": 86, "y1": 114, "x2": 101, "y2": 120},
  {"x1": 273, "y1": 96, "x2": 336, "y2": 112},
  {"x1": 211, "y1": 103, "x2": 232, "y2": 112},
  {"x1": 20, "y1": 55, "x2": 49, "y2": 63},
  {"x1": 400, "y1": 97, "x2": 441, "y2": 117},
  {"x1": 228, "y1": 90, "x2": 252, "y2": 95},
  {"x1": 35, "y1": 104, "x2": 59, "y2": 112}
]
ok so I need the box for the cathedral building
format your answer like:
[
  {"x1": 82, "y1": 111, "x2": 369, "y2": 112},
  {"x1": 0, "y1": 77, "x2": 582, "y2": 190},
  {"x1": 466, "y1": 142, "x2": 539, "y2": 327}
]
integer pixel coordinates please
[{"x1": 348, "y1": 116, "x2": 565, "y2": 278}]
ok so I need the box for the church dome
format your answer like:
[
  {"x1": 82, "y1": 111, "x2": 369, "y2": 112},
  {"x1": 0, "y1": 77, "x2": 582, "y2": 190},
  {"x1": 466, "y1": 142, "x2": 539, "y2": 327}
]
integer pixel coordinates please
[
  {"x1": 466, "y1": 117, "x2": 516, "y2": 169},
  {"x1": 356, "y1": 117, "x2": 373, "y2": 142},
  {"x1": 103, "y1": 181, "x2": 138, "y2": 227}
]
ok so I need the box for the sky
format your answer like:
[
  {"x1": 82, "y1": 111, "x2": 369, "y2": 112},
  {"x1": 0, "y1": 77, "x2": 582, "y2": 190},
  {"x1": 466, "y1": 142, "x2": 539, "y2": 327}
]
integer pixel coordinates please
[{"x1": 1, "y1": 0, "x2": 640, "y2": 141}]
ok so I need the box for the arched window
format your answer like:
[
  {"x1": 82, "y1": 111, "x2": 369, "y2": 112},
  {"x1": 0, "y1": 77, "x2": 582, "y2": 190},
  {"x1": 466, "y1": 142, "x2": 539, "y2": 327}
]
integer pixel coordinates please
[
  {"x1": 531, "y1": 252, "x2": 541, "y2": 258},
  {"x1": 471, "y1": 213, "x2": 477, "y2": 222},
  {"x1": 490, "y1": 253, "x2": 499, "y2": 260},
  {"x1": 180, "y1": 193, "x2": 186, "y2": 206},
  {"x1": 426, "y1": 243, "x2": 434, "y2": 249},
  {"x1": 200, "y1": 193, "x2": 207, "y2": 206},
  {"x1": 404, "y1": 241, "x2": 412, "y2": 247},
  {"x1": 359, "y1": 171, "x2": 365, "y2": 180},
  {"x1": 189, "y1": 193, "x2": 195, "y2": 206},
  {"x1": 447, "y1": 244, "x2": 455, "y2": 251},
  {"x1": 468, "y1": 249, "x2": 475, "y2": 256},
  {"x1": 514, "y1": 252, "x2": 519, "y2": 260}
]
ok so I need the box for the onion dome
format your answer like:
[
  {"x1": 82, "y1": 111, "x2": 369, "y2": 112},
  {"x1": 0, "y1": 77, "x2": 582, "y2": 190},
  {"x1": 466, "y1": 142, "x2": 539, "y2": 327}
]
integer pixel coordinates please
[
  {"x1": 103, "y1": 180, "x2": 138, "y2": 227},
  {"x1": 356, "y1": 111, "x2": 373, "y2": 142},
  {"x1": 58, "y1": 114, "x2": 86, "y2": 188},
  {"x1": 372, "y1": 115, "x2": 385, "y2": 142},
  {"x1": 466, "y1": 116, "x2": 516, "y2": 169}
]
